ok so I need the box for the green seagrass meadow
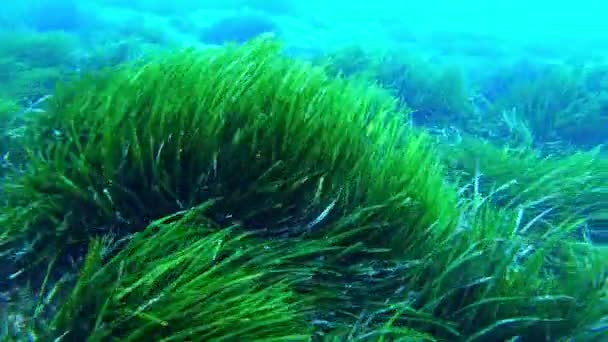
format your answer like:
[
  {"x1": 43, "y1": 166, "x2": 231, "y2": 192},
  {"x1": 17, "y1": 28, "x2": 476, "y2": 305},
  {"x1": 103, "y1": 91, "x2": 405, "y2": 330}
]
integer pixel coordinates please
[{"x1": 0, "y1": 37, "x2": 606, "y2": 341}]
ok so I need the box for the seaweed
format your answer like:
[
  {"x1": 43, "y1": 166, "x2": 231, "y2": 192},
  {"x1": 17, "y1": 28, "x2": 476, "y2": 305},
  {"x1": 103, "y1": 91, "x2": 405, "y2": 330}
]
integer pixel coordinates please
[
  {"x1": 0, "y1": 35, "x2": 454, "y2": 317},
  {"x1": 320, "y1": 46, "x2": 477, "y2": 129},
  {"x1": 480, "y1": 61, "x2": 608, "y2": 149},
  {"x1": 0, "y1": 30, "x2": 79, "y2": 103},
  {"x1": 0, "y1": 36, "x2": 605, "y2": 341}
]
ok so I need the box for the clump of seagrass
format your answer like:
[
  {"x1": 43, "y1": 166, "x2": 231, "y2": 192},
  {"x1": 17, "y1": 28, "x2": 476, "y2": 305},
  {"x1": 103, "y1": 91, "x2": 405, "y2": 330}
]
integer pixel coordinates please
[
  {"x1": 1, "y1": 35, "x2": 605, "y2": 342},
  {"x1": 20, "y1": 202, "x2": 324, "y2": 340},
  {"x1": 443, "y1": 136, "x2": 607, "y2": 224},
  {"x1": 0, "y1": 35, "x2": 455, "y2": 338},
  {"x1": 0, "y1": 35, "x2": 453, "y2": 285}
]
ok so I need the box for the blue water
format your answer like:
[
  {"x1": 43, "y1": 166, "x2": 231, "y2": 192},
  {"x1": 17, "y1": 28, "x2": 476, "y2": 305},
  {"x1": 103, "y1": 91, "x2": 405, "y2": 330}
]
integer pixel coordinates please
[{"x1": 0, "y1": 0, "x2": 606, "y2": 340}]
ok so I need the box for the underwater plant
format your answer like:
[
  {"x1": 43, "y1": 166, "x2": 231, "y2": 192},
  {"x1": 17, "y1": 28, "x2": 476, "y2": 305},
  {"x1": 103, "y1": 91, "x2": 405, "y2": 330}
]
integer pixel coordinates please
[
  {"x1": 3, "y1": 203, "x2": 324, "y2": 340},
  {"x1": 0, "y1": 98, "x2": 22, "y2": 178},
  {"x1": 480, "y1": 60, "x2": 608, "y2": 149},
  {"x1": 0, "y1": 30, "x2": 79, "y2": 103},
  {"x1": 0, "y1": 35, "x2": 605, "y2": 341},
  {"x1": 0, "y1": 34, "x2": 454, "y2": 309},
  {"x1": 320, "y1": 46, "x2": 477, "y2": 129},
  {"x1": 440, "y1": 136, "x2": 607, "y2": 239}
]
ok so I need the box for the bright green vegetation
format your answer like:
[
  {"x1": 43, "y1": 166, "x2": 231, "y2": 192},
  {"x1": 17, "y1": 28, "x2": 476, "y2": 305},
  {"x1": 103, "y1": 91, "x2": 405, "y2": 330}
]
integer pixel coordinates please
[
  {"x1": 442, "y1": 136, "x2": 607, "y2": 228},
  {"x1": 0, "y1": 37, "x2": 606, "y2": 341},
  {"x1": 19, "y1": 202, "x2": 322, "y2": 341},
  {"x1": 0, "y1": 36, "x2": 453, "y2": 273}
]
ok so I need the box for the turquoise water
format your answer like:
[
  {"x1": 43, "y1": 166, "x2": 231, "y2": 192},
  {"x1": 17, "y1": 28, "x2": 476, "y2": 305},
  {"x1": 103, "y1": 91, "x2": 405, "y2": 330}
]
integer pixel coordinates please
[{"x1": 0, "y1": 0, "x2": 606, "y2": 341}]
